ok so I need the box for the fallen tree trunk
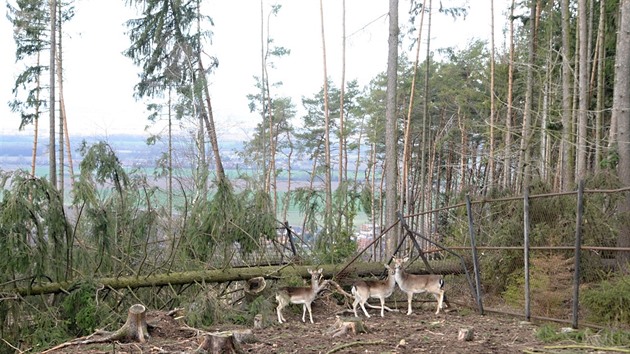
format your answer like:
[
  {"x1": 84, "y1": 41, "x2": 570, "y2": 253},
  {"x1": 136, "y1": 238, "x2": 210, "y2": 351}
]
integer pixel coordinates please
[{"x1": 10, "y1": 259, "x2": 468, "y2": 297}]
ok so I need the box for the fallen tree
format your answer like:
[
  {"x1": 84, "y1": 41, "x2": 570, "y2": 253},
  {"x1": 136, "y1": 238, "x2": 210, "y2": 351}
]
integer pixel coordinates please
[{"x1": 8, "y1": 259, "x2": 469, "y2": 297}]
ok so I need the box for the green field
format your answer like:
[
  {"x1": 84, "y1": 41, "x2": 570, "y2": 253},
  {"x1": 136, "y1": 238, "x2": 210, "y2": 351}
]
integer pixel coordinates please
[{"x1": 4, "y1": 165, "x2": 370, "y2": 232}]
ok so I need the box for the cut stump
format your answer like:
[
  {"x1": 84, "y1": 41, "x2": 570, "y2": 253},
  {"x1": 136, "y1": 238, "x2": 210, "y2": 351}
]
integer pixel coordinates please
[
  {"x1": 458, "y1": 327, "x2": 474, "y2": 341},
  {"x1": 195, "y1": 331, "x2": 243, "y2": 354},
  {"x1": 326, "y1": 316, "x2": 368, "y2": 338},
  {"x1": 41, "y1": 304, "x2": 150, "y2": 353},
  {"x1": 114, "y1": 303, "x2": 150, "y2": 342}
]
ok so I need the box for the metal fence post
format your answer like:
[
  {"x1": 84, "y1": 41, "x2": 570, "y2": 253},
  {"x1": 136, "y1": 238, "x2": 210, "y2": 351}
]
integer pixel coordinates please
[
  {"x1": 523, "y1": 186, "x2": 531, "y2": 321},
  {"x1": 572, "y1": 180, "x2": 585, "y2": 329},
  {"x1": 466, "y1": 195, "x2": 484, "y2": 315}
]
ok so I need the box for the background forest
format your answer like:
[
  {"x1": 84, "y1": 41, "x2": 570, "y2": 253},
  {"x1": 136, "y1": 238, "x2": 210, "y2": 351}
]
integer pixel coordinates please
[{"x1": 1, "y1": 0, "x2": 630, "y2": 352}]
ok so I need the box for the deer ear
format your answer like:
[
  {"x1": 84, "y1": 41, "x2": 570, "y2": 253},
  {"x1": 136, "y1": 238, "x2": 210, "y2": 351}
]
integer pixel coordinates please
[
  {"x1": 307, "y1": 268, "x2": 313, "y2": 274},
  {"x1": 403, "y1": 256, "x2": 409, "y2": 262},
  {"x1": 318, "y1": 268, "x2": 323, "y2": 273},
  {"x1": 384, "y1": 263, "x2": 391, "y2": 269}
]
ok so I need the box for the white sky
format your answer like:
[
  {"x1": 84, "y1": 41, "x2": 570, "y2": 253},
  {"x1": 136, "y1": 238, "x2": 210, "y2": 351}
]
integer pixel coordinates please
[{"x1": 0, "y1": 0, "x2": 509, "y2": 140}]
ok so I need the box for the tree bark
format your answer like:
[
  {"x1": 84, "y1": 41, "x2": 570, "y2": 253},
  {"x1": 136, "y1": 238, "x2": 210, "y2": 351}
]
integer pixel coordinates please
[
  {"x1": 385, "y1": 0, "x2": 399, "y2": 255},
  {"x1": 516, "y1": 0, "x2": 538, "y2": 191},
  {"x1": 576, "y1": 0, "x2": 589, "y2": 181},
  {"x1": 613, "y1": 0, "x2": 630, "y2": 269},
  {"x1": 319, "y1": 0, "x2": 333, "y2": 235},
  {"x1": 503, "y1": 0, "x2": 515, "y2": 190},
  {"x1": 41, "y1": 304, "x2": 150, "y2": 353},
  {"x1": 198, "y1": 58, "x2": 225, "y2": 182},
  {"x1": 11, "y1": 261, "x2": 467, "y2": 297},
  {"x1": 195, "y1": 332, "x2": 242, "y2": 354},
  {"x1": 488, "y1": 0, "x2": 496, "y2": 192},
  {"x1": 561, "y1": 0, "x2": 574, "y2": 191},
  {"x1": 49, "y1": 0, "x2": 57, "y2": 189},
  {"x1": 401, "y1": 0, "x2": 426, "y2": 218}
]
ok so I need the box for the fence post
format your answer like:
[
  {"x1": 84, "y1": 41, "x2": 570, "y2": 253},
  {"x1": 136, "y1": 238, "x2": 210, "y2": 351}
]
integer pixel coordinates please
[
  {"x1": 572, "y1": 180, "x2": 585, "y2": 329},
  {"x1": 523, "y1": 186, "x2": 531, "y2": 321},
  {"x1": 465, "y1": 195, "x2": 484, "y2": 315}
]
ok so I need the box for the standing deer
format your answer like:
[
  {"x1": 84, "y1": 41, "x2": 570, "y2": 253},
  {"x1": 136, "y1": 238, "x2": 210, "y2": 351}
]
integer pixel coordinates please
[
  {"x1": 393, "y1": 256, "x2": 446, "y2": 315},
  {"x1": 276, "y1": 268, "x2": 326, "y2": 324},
  {"x1": 351, "y1": 264, "x2": 397, "y2": 318}
]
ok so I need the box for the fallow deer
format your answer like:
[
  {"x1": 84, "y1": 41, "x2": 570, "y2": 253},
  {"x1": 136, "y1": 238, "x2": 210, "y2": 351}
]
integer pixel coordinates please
[
  {"x1": 276, "y1": 268, "x2": 326, "y2": 323},
  {"x1": 351, "y1": 264, "x2": 396, "y2": 318},
  {"x1": 393, "y1": 256, "x2": 446, "y2": 315}
]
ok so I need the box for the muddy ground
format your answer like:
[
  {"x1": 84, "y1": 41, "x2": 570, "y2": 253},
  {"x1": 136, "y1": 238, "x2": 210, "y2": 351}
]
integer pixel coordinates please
[{"x1": 42, "y1": 298, "x2": 551, "y2": 354}]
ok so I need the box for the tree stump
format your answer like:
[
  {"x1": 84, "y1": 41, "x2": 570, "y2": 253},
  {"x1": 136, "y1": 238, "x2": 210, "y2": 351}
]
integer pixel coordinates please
[
  {"x1": 253, "y1": 314, "x2": 264, "y2": 329},
  {"x1": 115, "y1": 303, "x2": 150, "y2": 342},
  {"x1": 232, "y1": 328, "x2": 256, "y2": 344},
  {"x1": 40, "y1": 304, "x2": 151, "y2": 353},
  {"x1": 458, "y1": 327, "x2": 474, "y2": 341},
  {"x1": 326, "y1": 316, "x2": 368, "y2": 338},
  {"x1": 243, "y1": 276, "x2": 268, "y2": 308},
  {"x1": 195, "y1": 332, "x2": 242, "y2": 354}
]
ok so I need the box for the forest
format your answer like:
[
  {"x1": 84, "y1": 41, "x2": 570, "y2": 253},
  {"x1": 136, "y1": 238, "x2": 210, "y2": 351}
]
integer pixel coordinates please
[{"x1": 1, "y1": 0, "x2": 630, "y2": 353}]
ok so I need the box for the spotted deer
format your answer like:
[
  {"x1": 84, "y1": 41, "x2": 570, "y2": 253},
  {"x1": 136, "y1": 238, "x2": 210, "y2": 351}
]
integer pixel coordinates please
[
  {"x1": 351, "y1": 263, "x2": 397, "y2": 318},
  {"x1": 276, "y1": 268, "x2": 326, "y2": 324},
  {"x1": 393, "y1": 256, "x2": 446, "y2": 315}
]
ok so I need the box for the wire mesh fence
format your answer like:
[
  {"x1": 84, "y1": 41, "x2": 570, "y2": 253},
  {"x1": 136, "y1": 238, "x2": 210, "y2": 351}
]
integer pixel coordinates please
[{"x1": 328, "y1": 184, "x2": 630, "y2": 329}]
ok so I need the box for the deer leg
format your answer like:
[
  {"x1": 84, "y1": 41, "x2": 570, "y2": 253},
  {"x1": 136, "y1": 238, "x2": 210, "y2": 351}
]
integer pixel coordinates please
[
  {"x1": 352, "y1": 297, "x2": 362, "y2": 317},
  {"x1": 379, "y1": 297, "x2": 386, "y2": 317},
  {"x1": 304, "y1": 303, "x2": 314, "y2": 323},
  {"x1": 434, "y1": 290, "x2": 445, "y2": 314},
  {"x1": 276, "y1": 299, "x2": 286, "y2": 323},
  {"x1": 360, "y1": 300, "x2": 371, "y2": 318},
  {"x1": 406, "y1": 292, "x2": 414, "y2": 315}
]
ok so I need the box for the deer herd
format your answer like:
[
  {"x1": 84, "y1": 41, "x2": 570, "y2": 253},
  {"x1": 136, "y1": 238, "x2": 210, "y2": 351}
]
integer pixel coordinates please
[{"x1": 275, "y1": 255, "x2": 448, "y2": 324}]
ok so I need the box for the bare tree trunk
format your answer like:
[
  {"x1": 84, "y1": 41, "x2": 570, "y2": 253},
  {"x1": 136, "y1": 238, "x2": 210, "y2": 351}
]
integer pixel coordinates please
[
  {"x1": 32, "y1": 52, "x2": 42, "y2": 178},
  {"x1": 401, "y1": 0, "x2": 426, "y2": 217},
  {"x1": 503, "y1": 0, "x2": 515, "y2": 191},
  {"x1": 168, "y1": 88, "x2": 173, "y2": 220},
  {"x1": 458, "y1": 109, "x2": 466, "y2": 194},
  {"x1": 540, "y1": 37, "x2": 553, "y2": 183},
  {"x1": 420, "y1": 0, "x2": 433, "y2": 239},
  {"x1": 561, "y1": 0, "x2": 573, "y2": 191},
  {"x1": 264, "y1": 72, "x2": 277, "y2": 212},
  {"x1": 56, "y1": 4, "x2": 74, "y2": 197},
  {"x1": 576, "y1": 0, "x2": 589, "y2": 181},
  {"x1": 57, "y1": 22, "x2": 64, "y2": 200},
  {"x1": 339, "y1": 0, "x2": 346, "y2": 185},
  {"x1": 318, "y1": 0, "x2": 333, "y2": 235},
  {"x1": 337, "y1": 0, "x2": 347, "y2": 231},
  {"x1": 595, "y1": 0, "x2": 606, "y2": 173},
  {"x1": 282, "y1": 131, "x2": 293, "y2": 222},
  {"x1": 49, "y1": 0, "x2": 57, "y2": 188},
  {"x1": 198, "y1": 58, "x2": 225, "y2": 182},
  {"x1": 385, "y1": 0, "x2": 399, "y2": 255},
  {"x1": 517, "y1": 0, "x2": 538, "y2": 191},
  {"x1": 261, "y1": 4, "x2": 277, "y2": 211},
  {"x1": 613, "y1": 0, "x2": 630, "y2": 269},
  {"x1": 259, "y1": 1, "x2": 268, "y2": 193},
  {"x1": 488, "y1": 0, "x2": 496, "y2": 192}
]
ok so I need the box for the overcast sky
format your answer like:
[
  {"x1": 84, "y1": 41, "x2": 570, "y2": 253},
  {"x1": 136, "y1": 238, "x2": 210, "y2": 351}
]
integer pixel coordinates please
[{"x1": 0, "y1": 0, "x2": 508, "y2": 140}]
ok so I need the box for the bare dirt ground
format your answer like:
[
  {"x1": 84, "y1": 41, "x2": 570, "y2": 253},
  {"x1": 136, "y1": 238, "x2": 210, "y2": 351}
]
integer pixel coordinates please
[{"x1": 43, "y1": 299, "x2": 547, "y2": 354}]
